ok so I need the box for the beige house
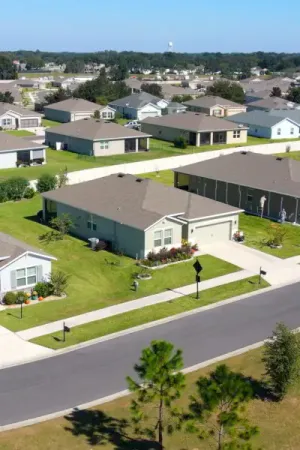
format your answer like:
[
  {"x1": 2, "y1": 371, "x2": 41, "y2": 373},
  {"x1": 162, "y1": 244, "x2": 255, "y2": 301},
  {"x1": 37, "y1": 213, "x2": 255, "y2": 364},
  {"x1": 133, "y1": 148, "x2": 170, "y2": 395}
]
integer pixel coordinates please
[
  {"x1": 45, "y1": 118, "x2": 151, "y2": 156},
  {"x1": 44, "y1": 98, "x2": 116, "y2": 123},
  {"x1": 141, "y1": 112, "x2": 248, "y2": 147},
  {"x1": 42, "y1": 174, "x2": 242, "y2": 259},
  {"x1": 0, "y1": 103, "x2": 42, "y2": 130},
  {"x1": 183, "y1": 96, "x2": 247, "y2": 117}
]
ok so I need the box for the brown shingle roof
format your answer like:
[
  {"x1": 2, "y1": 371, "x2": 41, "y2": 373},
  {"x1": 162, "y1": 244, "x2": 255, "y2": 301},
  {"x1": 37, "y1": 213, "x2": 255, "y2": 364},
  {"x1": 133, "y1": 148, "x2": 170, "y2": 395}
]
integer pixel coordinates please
[
  {"x1": 141, "y1": 112, "x2": 247, "y2": 133},
  {"x1": 174, "y1": 152, "x2": 300, "y2": 197},
  {"x1": 0, "y1": 133, "x2": 46, "y2": 153},
  {"x1": 0, "y1": 103, "x2": 42, "y2": 117},
  {"x1": 183, "y1": 95, "x2": 245, "y2": 109},
  {"x1": 42, "y1": 174, "x2": 240, "y2": 231},
  {"x1": 45, "y1": 118, "x2": 151, "y2": 141}
]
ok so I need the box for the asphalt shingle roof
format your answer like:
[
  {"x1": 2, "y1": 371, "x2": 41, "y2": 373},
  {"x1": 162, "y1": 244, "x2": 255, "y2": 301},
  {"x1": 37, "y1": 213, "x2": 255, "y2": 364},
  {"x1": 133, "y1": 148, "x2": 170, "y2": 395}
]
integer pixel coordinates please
[
  {"x1": 183, "y1": 95, "x2": 245, "y2": 109},
  {"x1": 0, "y1": 133, "x2": 46, "y2": 153},
  {"x1": 228, "y1": 110, "x2": 298, "y2": 128},
  {"x1": 109, "y1": 92, "x2": 163, "y2": 109},
  {"x1": 44, "y1": 98, "x2": 104, "y2": 112},
  {"x1": 0, "y1": 103, "x2": 42, "y2": 117},
  {"x1": 42, "y1": 174, "x2": 240, "y2": 231},
  {"x1": 246, "y1": 97, "x2": 298, "y2": 109}
]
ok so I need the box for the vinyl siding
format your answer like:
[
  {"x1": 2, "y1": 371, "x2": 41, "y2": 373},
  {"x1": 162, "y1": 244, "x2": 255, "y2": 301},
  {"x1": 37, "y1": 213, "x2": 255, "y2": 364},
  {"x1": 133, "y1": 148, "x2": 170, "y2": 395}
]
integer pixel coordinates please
[
  {"x1": 93, "y1": 139, "x2": 125, "y2": 156},
  {"x1": 46, "y1": 131, "x2": 94, "y2": 155},
  {"x1": 44, "y1": 108, "x2": 71, "y2": 123},
  {"x1": 141, "y1": 123, "x2": 190, "y2": 143},
  {"x1": 0, "y1": 151, "x2": 17, "y2": 169},
  {"x1": 144, "y1": 217, "x2": 182, "y2": 255},
  {"x1": 226, "y1": 129, "x2": 248, "y2": 144}
]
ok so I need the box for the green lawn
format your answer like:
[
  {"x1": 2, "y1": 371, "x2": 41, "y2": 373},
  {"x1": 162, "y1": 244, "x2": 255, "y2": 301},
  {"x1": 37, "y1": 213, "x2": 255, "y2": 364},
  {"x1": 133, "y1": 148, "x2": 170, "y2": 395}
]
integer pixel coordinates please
[
  {"x1": 240, "y1": 214, "x2": 300, "y2": 258},
  {"x1": 42, "y1": 118, "x2": 62, "y2": 128},
  {"x1": 32, "y1": 276, "x2": 269, "y2": 350},
  {"x1": 276, "y1": 150, "x2": 300, "y2": 161},
  {"x1": 0, "y1": 196, "x2": 239, "y2": 331},
  {"x1": 2, "y1": 346, "x2": 300, "y2": 449},
  {"x1": 0, "y1": 136, "x2": 295, "y2": 181},
  {"x1": 140, "y1": 169, "x2": 175, "y2": 185},
  {"x1": 3, "y1": 130, "x2": 35, "y2": 137}
]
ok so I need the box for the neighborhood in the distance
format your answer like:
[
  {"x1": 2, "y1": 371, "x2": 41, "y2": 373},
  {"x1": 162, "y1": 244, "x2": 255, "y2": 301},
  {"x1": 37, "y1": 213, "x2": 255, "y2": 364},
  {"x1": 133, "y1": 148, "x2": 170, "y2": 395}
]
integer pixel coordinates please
[{"x1": 1, "y1": 4, "x2": 300, "y2": 448}]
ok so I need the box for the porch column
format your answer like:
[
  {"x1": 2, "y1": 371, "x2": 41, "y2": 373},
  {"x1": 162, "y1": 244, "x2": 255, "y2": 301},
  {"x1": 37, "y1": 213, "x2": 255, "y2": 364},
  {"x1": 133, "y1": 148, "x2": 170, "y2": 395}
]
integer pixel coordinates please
[
  {"x1": 210, "y1": 132, "x2": 214, "y2": 145},
  {"x1": 146, "y1": 137, "x2": 150, "y2": 150},
  {"x1": 196, "y1": 133, "x2": 200, "y2": 147},
  {"x1": 135, "y1": 138, "x2": 139, "y2": 152}
]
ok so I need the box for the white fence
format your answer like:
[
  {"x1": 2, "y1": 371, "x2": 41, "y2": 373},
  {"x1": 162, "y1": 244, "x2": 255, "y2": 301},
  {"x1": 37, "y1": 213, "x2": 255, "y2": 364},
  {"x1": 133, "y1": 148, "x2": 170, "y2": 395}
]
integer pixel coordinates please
[{"x1": 30, "y1": 140, "x2": 300, "y2": 188}]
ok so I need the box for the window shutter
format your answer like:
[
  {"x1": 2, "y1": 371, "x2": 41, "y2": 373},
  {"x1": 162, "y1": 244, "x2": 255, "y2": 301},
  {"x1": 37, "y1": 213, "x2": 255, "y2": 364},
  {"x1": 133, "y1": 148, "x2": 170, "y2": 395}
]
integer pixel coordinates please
[
  {"x1": 10, "y1": 271, "x2": 17, "y2": 289},
  {"x1": 37, "y1": 265, "x2": 43, "y2": 282}
]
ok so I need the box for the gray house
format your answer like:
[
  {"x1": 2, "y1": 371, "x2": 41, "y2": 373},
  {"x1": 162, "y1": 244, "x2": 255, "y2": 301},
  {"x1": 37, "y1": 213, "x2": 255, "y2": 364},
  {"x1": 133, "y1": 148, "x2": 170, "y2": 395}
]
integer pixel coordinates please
[
  {"x1": 174, "y1": 152, "x2": 300, "y2": 223},
  {"x1": 162, "y1": 102, "x2": 187, "y2": 115},
  {"x1": 246, "y1": 97, "x2": 300, "y2": 112},
  {"x1": 0, "y1": 103, "x2": 42, "y2": 130},
  {"x1": 42, "y1": 174, "x2": 242, "y2": 258},
  {"x1": 0, "y1": 133, "x2": 47, "y2": 169},
  {"x1": 109, "y1": 92, "x2": 169, "y2": 120},
  {"x1": 44, "y1": 98, "x2": 116, "y2": 123},
  {"x1": 45, "y1": 118, "x2": 151, "y2": 156}
]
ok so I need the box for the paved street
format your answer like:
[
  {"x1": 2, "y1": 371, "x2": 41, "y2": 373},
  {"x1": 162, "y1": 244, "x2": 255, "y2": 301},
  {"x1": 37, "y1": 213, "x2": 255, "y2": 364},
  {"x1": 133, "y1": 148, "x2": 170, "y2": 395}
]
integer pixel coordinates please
[{"x1": 1, "y1": 281, "x2": 300, "y2": 427}]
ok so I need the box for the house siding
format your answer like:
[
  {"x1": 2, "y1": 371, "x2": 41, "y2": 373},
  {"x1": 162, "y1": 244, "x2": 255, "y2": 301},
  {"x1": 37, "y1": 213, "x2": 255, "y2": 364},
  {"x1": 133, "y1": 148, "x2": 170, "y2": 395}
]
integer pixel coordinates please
[
  {"x1": 44, "y1": 108, "x2": 71, "y2": 123},
  {"x1": 0, "y1": 151, "x2": 18, "y2": 169},
  {"x1": 185, "y1": 214, "x2": 240, "y2": 243},
  {"x1": 46, "y1": 131, "x2": 94, "y2": 155},
  {"x1": 144, "y1": 217, "x2": 183, "y2": 256},
  {"x1": 241, "y1": 120, "x2": 299, "y2": 139},
  {"x1": 93, "y1": 139, "x2": 125, "y2": 156},
  {"x1": 226, "y1": 129, "x2": 248, "y2": 144}
]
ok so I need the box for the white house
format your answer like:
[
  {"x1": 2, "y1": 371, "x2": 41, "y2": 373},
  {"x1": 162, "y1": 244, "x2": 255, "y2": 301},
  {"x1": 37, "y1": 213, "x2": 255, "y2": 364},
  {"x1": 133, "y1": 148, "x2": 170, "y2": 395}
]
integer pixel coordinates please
[
  {"x1": 0, "y1": 103, "x2": 42, "y2": 130},
  {"x1": 0, "y1": 232, "x2": 56, "y2": 298},
  {"x1": 109, "y1": 92, "x2": 168, "y2": 121},
  {"x1": 0, "y1": 133, "x2": 47, "y2": 169},
  {"x1": 44, "y1": 98, "x2": 116, "y2": 123},
  {"x1": 229, "y1": 110, "x2": 300, "y2": 139}
]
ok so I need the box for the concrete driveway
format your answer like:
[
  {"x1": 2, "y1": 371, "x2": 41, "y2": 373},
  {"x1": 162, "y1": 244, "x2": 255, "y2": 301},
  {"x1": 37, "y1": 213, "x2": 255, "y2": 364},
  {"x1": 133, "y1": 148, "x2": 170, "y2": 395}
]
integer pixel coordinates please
[{"x1": 200, "y1": 241, "x2": 300, "y2": 286}]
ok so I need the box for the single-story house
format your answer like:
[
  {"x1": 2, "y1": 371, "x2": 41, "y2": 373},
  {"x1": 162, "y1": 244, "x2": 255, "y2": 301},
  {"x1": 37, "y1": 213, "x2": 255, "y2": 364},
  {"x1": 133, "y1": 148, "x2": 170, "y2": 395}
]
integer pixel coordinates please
[
  {"x1": 0, "y1": 133, "x2": 47, "y2": 169},
  {"x1": 244, "y1": 90, "x2": 271, "y2": 104},
  {"x1": 228, "y1": 110, "x2": 300, "y2": 139},
  {"x1": 0, "y1": 103, "x2": 42, "y2": 130},
  {"x1": 109, "y1": 92, "x2": 169, "y2": 121},
  {"x1": 42, "y1": 174, "x2": 242, "y2": 259},
  {"x1": 45, "y1": 118, "x2": 151, "y2": 156},
  {"x1": 162, "y1": 102, "x2": 187, "y2": 115},
  {"x1": 140, "y1": 112, "x2": 248, "y2": 146},
  {"x1": 183, "y1": 96, "x2": 247, "y2": 117},
  {"x1": 174, "y1": 152, "x2": 300, "y2": 223},
  {"x1": 246, "y1": 97, "x2": 300, "y2": 112},
  {"x1": 44, "y1": 98, "x2": 116, "y2": 123},
  {"x1": 266, "y1": 109, "x2": 300, "y2": 126},
  {"x1": 159, "y1": 84, "x2": 198, "y2": 100},
  {"x1": 0, "y1": 232, "x2": 56, "y2": 298}
]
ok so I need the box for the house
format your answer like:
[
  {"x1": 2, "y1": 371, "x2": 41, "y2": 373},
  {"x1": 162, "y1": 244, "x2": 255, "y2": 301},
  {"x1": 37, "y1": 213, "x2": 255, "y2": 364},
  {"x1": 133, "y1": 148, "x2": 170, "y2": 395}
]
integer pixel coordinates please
[
  {"x1": 45, "y1": 118, "x2": 151, "y2": 156},
  {"x1": 174, "y1": 152, "x2": 300, "y2": 223},
  {"x1": 141, "y1": 112, "x2": 248, "y2": 146},
  {"x1": 0, "y1": 232, "x2": 56, "y2": 298},
  {"x1": 125, "y1": 78, "x2": 142, "y2": 94},
  {"x1": 183, "y1": 96, "x2": 247, "y2": 117},
  {"x1": 42, "y1": 174, "x2": 242, "y2": 259},
  {"x1": 250, "y1": 67, "x2": 268, "y2": 76},
  {"x1": 268, "y1": 109, "x2": 300, "y2": 126},
  {"x1": 0, "y1": 133, "x2": 47, "y2": 169},
  {"x1": 0, "y1": 103, "x2": 42, "y2": 130},
  {"x1": 162, "y1": 102, "x2": 187, "y2": 115},
  {"x1": 0, "y1": 81, "x2": 22, "y2": 104},
  {"x1": 245, "y1": 90, "x2": 271, "y2": 104},
  {"x1": 44, "y1": 98, "x2": 116, "y2": 123},
  {"x1": 246, "y1": 97, "x2": 300, "y2": 112},
  {"x1": 159, "y1": 84, "x2": 198, "y2": 100},
  {"x1": 109, "y1": 92, "x2": 168, "y2": 120},
  {"x1": 228, "y1": 110, "x2": 300, "y2": 139}
]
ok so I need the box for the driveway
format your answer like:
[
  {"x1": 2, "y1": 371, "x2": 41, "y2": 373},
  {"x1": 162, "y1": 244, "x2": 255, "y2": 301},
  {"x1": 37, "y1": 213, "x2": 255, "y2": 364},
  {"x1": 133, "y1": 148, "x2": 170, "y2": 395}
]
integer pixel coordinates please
[{"x1": 201, "y1": 241, "x2": 300, "y2": 285}]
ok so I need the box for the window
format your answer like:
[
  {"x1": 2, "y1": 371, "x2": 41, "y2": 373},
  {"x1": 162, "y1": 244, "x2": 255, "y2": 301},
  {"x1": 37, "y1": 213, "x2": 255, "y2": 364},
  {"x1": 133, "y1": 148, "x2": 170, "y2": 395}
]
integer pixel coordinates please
[
  {"x1": 154, "y1": 230, "x2": 163, "y2": 247},
  {"x1": 233, "y1": 130, "x2": 241, "y2": 138},
  {"x1": 213, "y1": 109, "x2": 222, "y2": 117},
  {"x1": 102, "y1": 112, "x2": 107, "y2": 118},
  {"x1": 164, "y1": 229, "x2": 173, "y2": 245},
  {"x1": 2, "y1": 118, "x2": 12, "y2": 126},
  {"x1": 87, "y1": 215, "x2": 97, "y2": 231},
  {"x1": 16, "y1": 266, "x2": 37, "y2": 287},
  {"x1": 247, "y1": 188, "x2": 253, "y2": 203},
  {"x1": 291, "y1": 128, "x2": 294, "y2": 135},
  {"x1": 277, "y1": 128, "x2": 281, "y2": 136},
  {"x1": 100, "y1": 141, "x2": 109, "y2": 150},
  {"x1": 107, "y1": 112, "x2": 112, "y2": 118}
]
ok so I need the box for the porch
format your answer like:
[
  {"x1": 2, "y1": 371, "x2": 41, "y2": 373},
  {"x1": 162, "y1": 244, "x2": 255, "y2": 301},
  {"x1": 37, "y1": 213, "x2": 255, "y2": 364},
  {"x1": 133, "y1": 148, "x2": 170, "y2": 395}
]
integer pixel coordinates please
[
  {"x1": 193, "y1": 131, "x2": 228, "y2": 147},
  {"x1": 124, "y1": 137, "x2": 150, "y2": 153}
]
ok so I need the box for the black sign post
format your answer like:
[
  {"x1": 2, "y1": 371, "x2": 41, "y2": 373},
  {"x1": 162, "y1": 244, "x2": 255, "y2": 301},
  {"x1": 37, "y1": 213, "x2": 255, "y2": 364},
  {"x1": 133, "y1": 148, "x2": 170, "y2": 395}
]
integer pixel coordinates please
[
  {"x1": 63, "y1": 322, "x2": 71, "y2": 342},
  {"x1": 193, "y1": 259, "x2": 203, "y2": 299},
  {"x1": 259, "y1": 267, "x2": 267, "y2": 285},
  {"x1": 20, "y1": 299, "x2": 24, "y2": 319}
]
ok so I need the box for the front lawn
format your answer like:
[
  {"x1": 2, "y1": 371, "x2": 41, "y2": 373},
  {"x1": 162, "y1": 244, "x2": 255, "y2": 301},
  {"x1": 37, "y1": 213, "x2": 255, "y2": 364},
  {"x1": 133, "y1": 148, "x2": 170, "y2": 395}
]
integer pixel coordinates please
[
  {"x1": 32, "y1": 276, "x2": 269, "y2": 349},
  {"x1": 240, "y1": 214, "x2": 300, "y2": 258},
  {"x1": 3, "y1": 130, "x2": 35, "y2": 137},
  {"x1": 139, "y1": 169, "x2": 174, "y2": 186},
  {"x1": 42, "y1": 119, "x2": 62, "y2": 128},
  {"x1": 276, "y1": 150, "x2": 300, "y2": 161},
  {"x1": 2, "y1": 346, "x2": 300, "y2": 449},
  {"x1": 0, "y1": 196, "x2": 239, "y2": 331}
]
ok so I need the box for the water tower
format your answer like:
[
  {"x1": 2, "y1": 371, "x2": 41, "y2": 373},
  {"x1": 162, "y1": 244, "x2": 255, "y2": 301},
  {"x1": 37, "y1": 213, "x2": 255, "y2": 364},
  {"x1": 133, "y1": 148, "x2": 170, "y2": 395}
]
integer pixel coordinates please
[{"x1": 168, "y1": 41, "x2": 173, "y2": 52}]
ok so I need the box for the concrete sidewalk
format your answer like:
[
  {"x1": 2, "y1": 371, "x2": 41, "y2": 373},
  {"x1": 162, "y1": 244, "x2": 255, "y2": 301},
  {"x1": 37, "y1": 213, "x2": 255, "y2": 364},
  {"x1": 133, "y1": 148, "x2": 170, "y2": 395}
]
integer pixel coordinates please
[{"x1": 18, "y1": 270, "x2": 252, "y2": 341}]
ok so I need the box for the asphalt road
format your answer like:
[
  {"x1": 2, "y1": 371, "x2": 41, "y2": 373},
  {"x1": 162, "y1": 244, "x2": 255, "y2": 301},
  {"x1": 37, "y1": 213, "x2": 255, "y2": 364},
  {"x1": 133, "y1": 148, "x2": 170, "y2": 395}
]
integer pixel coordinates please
[{"x1": 1, "y1": 281, "x2": 300, "y2": 426}]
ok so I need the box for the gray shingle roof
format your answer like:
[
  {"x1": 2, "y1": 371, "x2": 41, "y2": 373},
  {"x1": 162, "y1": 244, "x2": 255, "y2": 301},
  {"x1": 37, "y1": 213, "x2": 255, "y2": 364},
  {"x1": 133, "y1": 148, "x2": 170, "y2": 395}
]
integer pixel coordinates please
[
  {"x1": 246, "y1": 97, "x2": 298, "y2": 109},
  {"x1": 228, "y1": 110, "x2": 298, "y2": 128},
  {"x1": 109, "y1": 92, "x2": 163, "y2": 109},
  {"x1": 183, "y1": 95, "x2": 245, "y2": 109},
  {"x1": 166, "y1": 102, "x2": 187, "y2": 108},
  {"x1": 0, "y1": 133, "x2": 46, "y2": 153},
  {"x1": 45, "y1": 118, "x2": 151, "y2": 141},
  {"x1": 141, "y1": 112, "x2": 247, "y2": 133},
  {"x1": 268, "y1": 109, "x2": 300, "y2": 125},
  {"x1": 0, "y1": 103, "x2": 42, "y2": 117},
  {"x1": 0, "y1": 232, "x2": 55, "y2": 269},
  {"x1": 174, "y1": 152, "x2": 300, "y2": 197},
  {"x1": 44, "y1": 98, "x2": 104, "y2": 112},
  {"x1": 42, "y1": 174, "x2": 240, "y2": 231}
]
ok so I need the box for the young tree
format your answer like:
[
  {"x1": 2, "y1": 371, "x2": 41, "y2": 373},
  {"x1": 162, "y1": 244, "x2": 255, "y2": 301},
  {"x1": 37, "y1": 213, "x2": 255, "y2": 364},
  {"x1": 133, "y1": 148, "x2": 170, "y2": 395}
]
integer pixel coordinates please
[
  {"x1": 187, "y1": 364, "x2": 258, "y2": 449},
  {"x1": 48, "y1": 270, "x2": 70, "y2": 296},
  {"x1": 263, "y1": 322, "x2": 300, "y2": 399},
  {"x1": 50, "y1": 213, "x2": 73, "y2": 238},
  {"x1": 141, "y1": 83, "x2": 163, "y2": 98},
  {"x1": 93, "y1": 109, "x2": 100, "y2": 119},
  {"x1": 126, "y1": 340, "x2": 185, "y2": 449},
  {"x1": 286, "y1": 86, "x2": 300, "y2": 104},
  {"x1": 207, "y1": 80, "x2": 245, "y2": 104},
  {"x1": 270, "y1": 86, "x2": 282, "y2": 97},
  {"x1": 36, "y1": 173, "x2": 57, "y2": 193},
  {"x1": 0, "y1": 91, "x2": 14, "y2": 103},
  {"x1": 57, "y1": 167, "x2": 68, "y2": 188},
  {"x1": 44, "y1": 88, "x2": 72, "y2": 106}
]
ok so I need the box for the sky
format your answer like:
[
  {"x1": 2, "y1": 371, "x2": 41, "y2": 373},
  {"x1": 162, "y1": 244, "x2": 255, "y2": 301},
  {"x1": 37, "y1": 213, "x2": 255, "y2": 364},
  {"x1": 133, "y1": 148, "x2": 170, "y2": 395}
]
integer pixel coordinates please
[{"x1": 1, "y1": 0, "x2": 300, "y2": 53}]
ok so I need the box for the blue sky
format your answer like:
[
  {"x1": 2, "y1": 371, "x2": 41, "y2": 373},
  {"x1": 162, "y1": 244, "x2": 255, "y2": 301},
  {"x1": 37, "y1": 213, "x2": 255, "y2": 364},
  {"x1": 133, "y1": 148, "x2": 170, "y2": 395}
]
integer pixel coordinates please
[{"x1": 2, "y1": 0, "x2": 300, "y2": 53}]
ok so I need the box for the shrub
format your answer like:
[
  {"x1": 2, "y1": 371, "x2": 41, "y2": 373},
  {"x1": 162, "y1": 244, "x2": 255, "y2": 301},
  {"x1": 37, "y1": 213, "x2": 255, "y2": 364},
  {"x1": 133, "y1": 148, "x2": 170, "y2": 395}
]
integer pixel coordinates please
[
  {"x1": 3, "y1": 291, "x2": 17, "y2": 305},
  {"x1": 48, "y1": 270, "x2": 70, "y2": 296},
  {"x1": 0, "y1": 183, "x2": 8, "y2": 203},
  {"x1": 36, "y1": 173, "x2": 57, "y2": 193},
  {"x1": 267, "y1": 223, "x2": 287, "y2": 247},
  {"x1": 34, "y1": 282, "x2": 51, "y2": 298},
  {"x1": 2, "y1": 177, "x2": 29, "y2": 201},
  {"x1": 16, "y1": 291, "x2": 27, "y2": 303},
  {"x1": 50, "y1": 214, "x2": 73, "y2": 237},
  {"x1": 23, "y1": 187, "x2": 35, "y2": 199},
  {"x1": 144, "y1": 243, "x2": 193, "y2": 267},
  {"x1": 174, "y1": 136, "x2": 188, "y2": 149}
]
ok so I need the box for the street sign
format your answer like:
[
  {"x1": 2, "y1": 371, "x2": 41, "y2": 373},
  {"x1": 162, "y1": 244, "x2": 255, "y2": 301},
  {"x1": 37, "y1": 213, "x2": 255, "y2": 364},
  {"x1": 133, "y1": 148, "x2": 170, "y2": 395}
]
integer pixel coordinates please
[
  {"x1": 196, "y1": 275, "x2": 200, "y2": 283},
  {"x1": 260, "y1": 269, "x2": 267, "y2": 275},
  {"x1": 193, "y1": 259, "x2": 203, "y2": 274},
  {"x1": 64, "y1": 325, "x2": 71, "y2": 332}
]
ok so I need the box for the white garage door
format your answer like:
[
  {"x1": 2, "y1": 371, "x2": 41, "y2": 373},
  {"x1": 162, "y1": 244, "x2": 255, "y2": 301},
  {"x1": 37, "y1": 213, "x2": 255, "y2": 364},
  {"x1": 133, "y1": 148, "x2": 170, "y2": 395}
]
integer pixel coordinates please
[
  {"x1": 194, "y1": 221, "x2": 231, "y2": 245},
  {"x1": 139, "y1": 111, "x2": 160, "y2": 120}
]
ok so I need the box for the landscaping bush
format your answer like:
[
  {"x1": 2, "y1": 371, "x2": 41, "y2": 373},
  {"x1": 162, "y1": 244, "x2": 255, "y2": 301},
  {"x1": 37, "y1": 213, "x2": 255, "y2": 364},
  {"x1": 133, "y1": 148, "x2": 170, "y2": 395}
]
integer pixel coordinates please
[
  {"x1": 34, "y1": 282, "x2": 51, "y2": 298},
  {"x1": 36, "y1": 173, "x2": 57, "y2": 193},
  {"x1": 3, "y1": 291, "x2": 17, "y2": 305},
  {"x1": 174, "y1": 136, "x2": 188, "y2": 149},
  {"x1": 142, "y1": 244, "x2": 193, "y2": 267},
  {"x1": 16, "y1": 291, "x2": 27, "y2": 303},
  {"x1": 0, "y1": 177, "x2": 29, "y2": 201},
  {"x1": 23, "y1": 187, "x2": 35, "y2": 199},
  {"x1": 48, "y1": 270, "x2": 70, "y2": 296},
  {"x1": 0, "y1": 183, "x2": 8, "y2": 203}
]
